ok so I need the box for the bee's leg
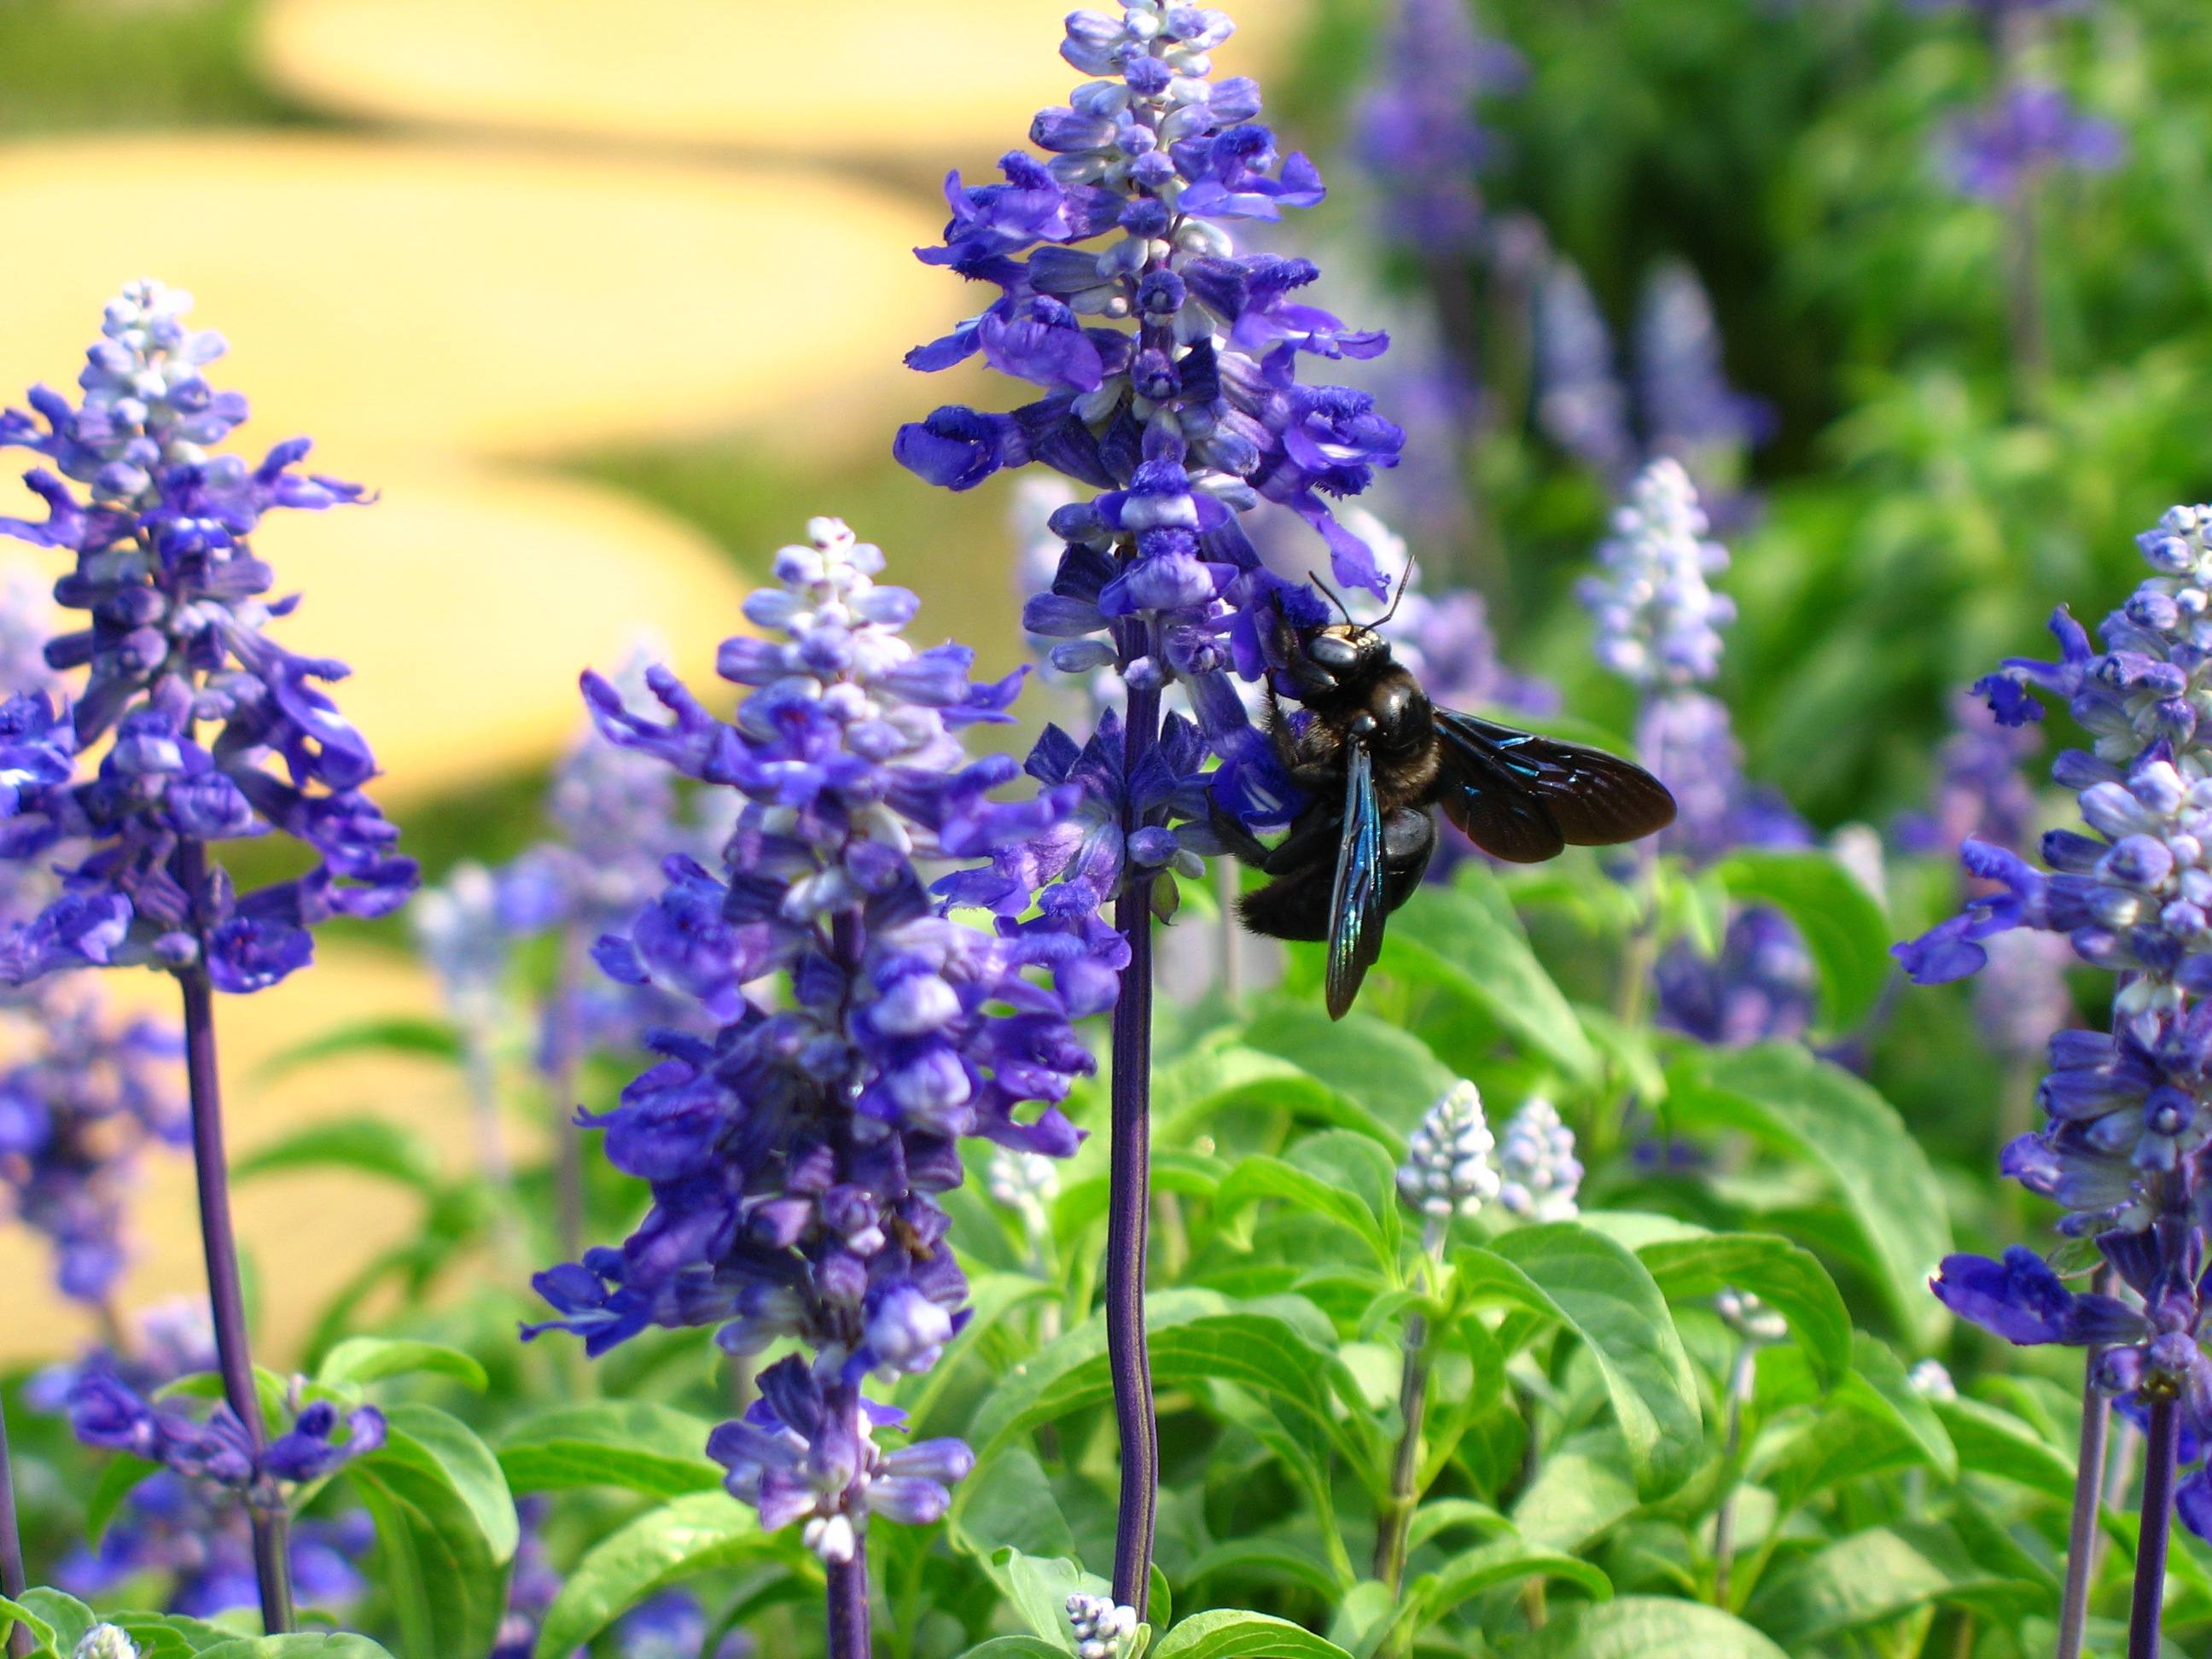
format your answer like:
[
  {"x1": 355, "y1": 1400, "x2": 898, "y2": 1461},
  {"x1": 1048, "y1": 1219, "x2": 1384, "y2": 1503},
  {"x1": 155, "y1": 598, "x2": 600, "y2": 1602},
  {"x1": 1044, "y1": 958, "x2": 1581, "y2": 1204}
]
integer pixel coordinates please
[
  {"x1": 1381, "y1": 807, "x2": 1437, "y2": 913},
  {"x1": 1207, "y1": 797, "x2": 1341, "y2": 875}
]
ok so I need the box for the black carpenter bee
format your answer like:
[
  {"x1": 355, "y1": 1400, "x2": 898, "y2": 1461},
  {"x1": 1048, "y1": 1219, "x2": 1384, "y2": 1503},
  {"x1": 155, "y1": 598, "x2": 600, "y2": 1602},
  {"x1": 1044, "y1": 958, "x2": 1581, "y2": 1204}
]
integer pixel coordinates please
[{"x1": 1212, "y1": 579, "x2": 1676, "y2": 1019}]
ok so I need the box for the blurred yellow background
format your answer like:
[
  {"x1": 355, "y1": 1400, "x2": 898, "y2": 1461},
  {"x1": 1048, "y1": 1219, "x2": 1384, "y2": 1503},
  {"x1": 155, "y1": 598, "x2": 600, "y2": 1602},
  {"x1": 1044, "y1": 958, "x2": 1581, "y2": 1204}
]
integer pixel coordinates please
[{"x1": 0, "y1": 0, "x2": 1310, "y2": 1365}]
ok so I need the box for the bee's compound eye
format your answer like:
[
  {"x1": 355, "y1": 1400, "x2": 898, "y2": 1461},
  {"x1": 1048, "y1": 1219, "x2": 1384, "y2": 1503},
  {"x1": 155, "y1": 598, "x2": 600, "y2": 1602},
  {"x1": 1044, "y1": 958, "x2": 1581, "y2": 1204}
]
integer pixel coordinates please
[{"x1": 1308, "y1": 634, "x2": 1359, "y2": 669}]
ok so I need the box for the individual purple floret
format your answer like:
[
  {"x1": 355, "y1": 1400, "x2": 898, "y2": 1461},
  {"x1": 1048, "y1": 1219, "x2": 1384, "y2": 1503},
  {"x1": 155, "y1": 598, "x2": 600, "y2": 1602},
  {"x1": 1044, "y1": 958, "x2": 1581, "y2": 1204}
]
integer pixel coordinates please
[
  {"x1": 1943, "y1": 81, "x2": 2123, "y2": 203},
  {"x1": 0, "y1": 280, "x2": 416, "y2": 991},
  {"x1": 0, "y1": 983, "x2": 184, "y2": 1301},
  {"x1": 525, "y1": 521, "x2": 1096, "y2": 1607},
  {"x1": 1351, "y1": 0, "x2": 1525, "y2": 260}
]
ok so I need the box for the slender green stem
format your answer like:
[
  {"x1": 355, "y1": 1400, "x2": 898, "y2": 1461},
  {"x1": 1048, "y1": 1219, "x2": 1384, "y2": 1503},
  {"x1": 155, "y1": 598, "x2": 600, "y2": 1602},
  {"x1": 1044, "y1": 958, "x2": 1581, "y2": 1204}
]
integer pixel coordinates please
[
  {"x1": 1711, "y1": 1337, "x2": 1759, "y2": 1607},
  {"x1": 0, "y1": 1392, "x2": 29, "y2": 1659},
  {"x1": 1373, "y1": 1223, "x2": 1448, "y2": 1601}
]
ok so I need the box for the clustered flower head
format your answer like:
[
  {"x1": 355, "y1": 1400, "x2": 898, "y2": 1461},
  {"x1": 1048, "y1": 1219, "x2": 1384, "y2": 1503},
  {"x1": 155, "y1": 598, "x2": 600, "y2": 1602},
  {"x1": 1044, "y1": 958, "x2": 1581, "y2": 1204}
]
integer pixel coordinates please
[
  {"x1": 32, "y1": 1307, "x2": 373, "y2": 1618},
  {"x1": 1495, "y1": 1097, "x2": 1584, "y2": 1222},
  {"x1": 1351, "y1": 0, "x2": 1525, "y2": 259},
  {"x1": 66, "y1": 1368, "x2": 383, "y2": 1514},
  {"x1": 1656, "y1": 907, "x2": 1817, "y2": 1050},
  {"x1": 0, "y1": 280, "x2": 415, "y2": 992},
  {"x1": 1898, "y1": 505, "x2": 2212, "y2": 1010},
  {"x1": 1909, "y1": 501, "x2": 2212, "y2": 1546},
  {"x1": 1068, "y1": 1592, "x2": 1140, "y2": 1659},
  {"x1": 1944, "y1": 81, "x2": 2122, "y2": 203},
  {"x1": 1536, "y1": 262, "x2": 1767, "y2": 517},
  {"x1": 1715, "y1": 1287, "x2": 1790, "y2": 1346},
  {"x1": 0, "y1": 982, "x2": 184, "y2": 1301},
  {"x1": 896, "y1": 0, "x2": 1406, "y2": 861},
  {"x1": 525, "y1": 520, "x2": 1105, "y2": 1562},
  {"x1": 1579, "y1": 459, "x2": 1735, "y2": 692},
  {"x1": 1397, "y1": 1080, "x2": 1502, "y2": 1221}
]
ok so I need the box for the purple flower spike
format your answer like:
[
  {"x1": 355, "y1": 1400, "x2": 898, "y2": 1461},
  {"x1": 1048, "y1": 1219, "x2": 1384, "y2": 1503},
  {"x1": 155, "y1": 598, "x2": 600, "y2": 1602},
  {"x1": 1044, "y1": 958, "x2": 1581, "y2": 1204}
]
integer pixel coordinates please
[
  {"x1": 528, "y1": 521, "x2": 1098, "y2": 1565},
  {"x1": 0, "y1": 281, "x2": 416, "y2": 992}
]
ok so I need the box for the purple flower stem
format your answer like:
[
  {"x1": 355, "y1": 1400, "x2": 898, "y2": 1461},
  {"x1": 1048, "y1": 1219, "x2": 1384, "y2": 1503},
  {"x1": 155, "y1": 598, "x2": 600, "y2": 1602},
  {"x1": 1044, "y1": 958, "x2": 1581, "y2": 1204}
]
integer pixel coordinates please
[
  {"x1": 1108, "y1": 674, "x2": 1162, "y2": 1617},
  {"x1": 824, "y1": 1378, "x2": 872, "y2": 1659},
  {"x1": 176, "y1": 913, "x2": 296, "y2": 1635},
  {"x1": 549, "y1": 943, "x2": 588, "y2": 1272},
  {"x1": 2055, "y1": 1264, "x2": 2114, "y2": 1659},
  {"x1": 2127, "y1": 1392, "x2": 2180, "y2": 1659},
  {"x1": 0, "y1": 1394, "x2": 30, "y2": 1659}
]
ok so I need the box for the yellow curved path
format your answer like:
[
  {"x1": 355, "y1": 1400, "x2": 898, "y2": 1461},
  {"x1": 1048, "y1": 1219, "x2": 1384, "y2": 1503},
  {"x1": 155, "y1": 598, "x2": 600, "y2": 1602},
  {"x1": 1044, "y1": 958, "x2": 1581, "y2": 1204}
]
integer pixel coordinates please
[
  {"x1": 0, "y1": 134, "x2": 945, "y2": 462},
  {"x1": 255, "y1": 0, "x2": 1309, "y2": 163},
  {"x1": 0, "y1": 945, "x2": 497, "y2": 1365},
  {"x1": 0, "y1": 461, "x2": 754, "y2": 804}
]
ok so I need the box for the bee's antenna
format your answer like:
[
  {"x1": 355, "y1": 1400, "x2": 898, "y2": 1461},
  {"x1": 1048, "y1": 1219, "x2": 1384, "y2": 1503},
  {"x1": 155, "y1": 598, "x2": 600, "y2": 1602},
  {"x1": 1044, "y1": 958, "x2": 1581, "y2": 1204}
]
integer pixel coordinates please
[
  {"x1": 1378, "y1": 555, "x2": 1418, "y2": 627},
  {"x1": 1307, "y1": 571, "x2": 1354, "y2": 627}
]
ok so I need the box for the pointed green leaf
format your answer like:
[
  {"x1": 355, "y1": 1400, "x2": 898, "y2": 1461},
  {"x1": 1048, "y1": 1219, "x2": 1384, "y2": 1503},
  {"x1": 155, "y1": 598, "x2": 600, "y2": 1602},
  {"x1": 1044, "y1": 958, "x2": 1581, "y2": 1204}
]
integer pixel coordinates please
[
  {"x1": 317, "y1": 1336, "x2": 487, "y2": 1394},
  {"x1": 348, "y1": 1403, "x2": 517, "y2": 1659},
  {"x1": 533, "y1": 1492, "x2": 783, "y2": 1659},
  {"x1": 1150, "y1": 1610, "x2": 1353, "y2": 1659},
  {"x1": 1466, "y1": 1224, "x2": 1703, "y2": 1496},
  {"x1": 1711, "y1": 850, "x2": 1891, "y2": 1031},
  {"x1": 1528, "y1": 1598, "x2": 1790, "y2": 1658},
  {"x1": 1666, "y1": 1045, "x2": 1950, "y2": 1344},
  {"x1": 232, "y1": 1116, "x2": 440, "y2": 1192},
  {"x1": 495, "y1": 1400, "x2": 722, "y2": 1499},
  {"x1": 1636, "y1": 1233, "x2": 1853, "y2": 1388},
  {"x1": 1377, "y1": 874, "x2": 1599, "y2": 1081}
]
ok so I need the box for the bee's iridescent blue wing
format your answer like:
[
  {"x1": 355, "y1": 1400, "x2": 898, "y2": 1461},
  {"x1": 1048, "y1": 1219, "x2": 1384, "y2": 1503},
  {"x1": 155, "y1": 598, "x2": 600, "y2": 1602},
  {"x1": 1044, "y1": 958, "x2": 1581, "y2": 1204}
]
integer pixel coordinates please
[{"x1": 1325, "y1": 742, "x2": 1386, "y2": 1019}]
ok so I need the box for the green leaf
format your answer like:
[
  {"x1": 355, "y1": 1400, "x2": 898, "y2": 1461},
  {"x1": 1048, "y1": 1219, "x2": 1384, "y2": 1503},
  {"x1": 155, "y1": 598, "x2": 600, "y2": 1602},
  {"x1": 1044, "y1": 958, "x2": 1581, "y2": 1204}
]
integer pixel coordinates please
[
  {"x1": 317, "y1": 1337, "x2": 487, "y2": 1394},
  {"x1": 1464, "y1": 1225, "x2": 1703, "y2": 1496},
  {"x1": 1150, "y1": 1610, "x2": 1353, "y2": 1659},
  {"x1": 195, "y1": 1641, "x2": 400, "y2": 1658},
  {"x1": 1844, "y1": 1335, "x2": 1958, "y2": 1481},
  {"x1": 1743, "y1": 1522, "x2": 2043, "y2": 1649},
  {"x1": 956, "y1": 1643, "x2": 1074, "y2": 1659},
  {"x1": 1183, "y1": 1539, "x2": 1343, "y2": 1603},
  {"x1": 977, "y1": 1551, "x2": 1111, "y2": 1650},
  {"x1": 253, "y1": 1016, "x2": 462, "y2": 1080},
  {"x1": 1405, "y1": 1498, "x2": 1512, "y2": 1553},
  {"x1": 495, "y1": 1400, "x2": 722, "y2": 1499},
  {"x1": 1243, "y1": 1006, "x2": 1462, "y2": 1145},
  {"x1": 1378, "y1": 874, "x2": 1599, "y2": 1081},
  {"x1": 1214, "y1": 1155, "x2": 1391, "y2": 1272},
  {"x1": 0, "y1": 1591, "x2": 68, "y2": 1656},
  {"x1": 1936, "y1": 1395, "x2": 2075, "y2": 1500},
  {"x1": 1666, "y1": 1045, "x2": 1951, "y2": 1344},
  {"x1": 348, "y1": 1403, "x2": 518, "y2": 1659},
  {"x1": 1528, "y1": 1598, "x2": 1790, "y2": 1659},
  {"x1": 969, "y1": 1295, "x2": 1356, "y2": 1467},
  {"x1": 1636, "y1": 1233, "x2": 1854, "y2": 1388},
  {"x1": 949, "y1": 1447, "x2": 1075, "y2": 1561},
  {"x1": 104, "y1": 1611, "x2": 242, "y2": 1656},
  {"x1": 535, "y1": 1493, "x2": 780, "y2": 1658},
  {"x1": 231, "y1": 1115, "x2": 440, "y2": 1193},
  {"x1": 85, "y1": 1452, "x2": 162, "y2": 1542},
  {"x1": 1711, "y1": 849, "x2": 1891, "y2": 1031},
  {"x1": 1393, "y1": 1538, "x2": 1612, "y2": 1644}
]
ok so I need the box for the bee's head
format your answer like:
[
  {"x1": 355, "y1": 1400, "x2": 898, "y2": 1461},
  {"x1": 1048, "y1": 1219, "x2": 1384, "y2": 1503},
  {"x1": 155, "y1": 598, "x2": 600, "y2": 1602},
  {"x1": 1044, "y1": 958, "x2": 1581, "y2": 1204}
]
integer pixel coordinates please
[{"x1": 1301, "y1": 623, "x2": 1389, "y2": 684}]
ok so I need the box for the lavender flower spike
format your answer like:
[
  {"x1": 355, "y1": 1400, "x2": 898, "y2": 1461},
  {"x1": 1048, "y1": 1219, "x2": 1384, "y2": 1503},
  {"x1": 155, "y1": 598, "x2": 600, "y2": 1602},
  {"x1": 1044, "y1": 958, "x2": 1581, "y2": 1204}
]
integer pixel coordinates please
[
  {"x1": 897, "y1": 1, "x2": 1406, "y2": 1613},
  {"x1": 0, "y1": 280, "x2": 419, "y2": 1633},
  {"x1": 527, "y1": 519, "x2": 1097, "y2": 1659}
]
